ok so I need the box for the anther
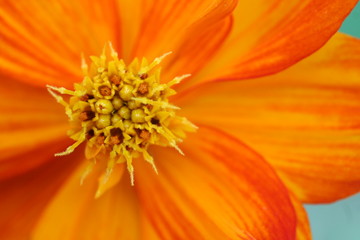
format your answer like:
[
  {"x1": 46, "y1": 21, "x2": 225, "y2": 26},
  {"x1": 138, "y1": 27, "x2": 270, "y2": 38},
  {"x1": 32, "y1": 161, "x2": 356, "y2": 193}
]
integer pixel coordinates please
[
  {"x1": 80, "y1": 95, "x2": 88, "y2": 101},
  {"x1": 151, "y1": 118, "x2": 160, "y2": 125},
  {"x1": 139, "y1": 73, "x2": 148, "y2": 79},
  {"x1": 80, "y1": 94, "x2": 94, "y2": 101},
  {"x1": 99, "y1": 85, "x2": 112, "y2": 96},
  {"x1": 146, "y1": 104, "x2": 153, "y2": 111},
  {"x1": 109, "y1": 128, "x2": 123, "y2": 145},
  {"x1": 110, "y1": 136, "x2": 122, "y2": 145},
  {"x1": 96, "y1": 133, "x2": 105, "y2": 145},
  {"x1": 79, "y1": 111, "x2": 95, "y2": 121},
  {"x1": 138, "y1": 82, "x2": 149, "y2": 95},
  {"x1": 110, "y1": 127, "x2": 122, "y2": 136},
  {"x1": 139, "y1": 130, "x2": 151, "y2": 140},
  {"x1": 86, "y1": 129, "x2": 95, "y2": 140},
  {"x1": 110, "y1": 75, "x2": 121, "y2": 86}
]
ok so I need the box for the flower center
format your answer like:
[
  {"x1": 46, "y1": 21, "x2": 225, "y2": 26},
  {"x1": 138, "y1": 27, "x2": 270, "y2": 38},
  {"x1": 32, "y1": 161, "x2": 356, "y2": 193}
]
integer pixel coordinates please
[{"x1": 48, "y1": 43, "x2": 196, "y2": 185}]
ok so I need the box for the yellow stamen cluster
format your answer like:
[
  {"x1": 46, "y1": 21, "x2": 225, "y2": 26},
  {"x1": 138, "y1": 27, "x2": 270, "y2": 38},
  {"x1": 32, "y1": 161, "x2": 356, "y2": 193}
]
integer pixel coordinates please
[{"x1": 48, "y1": 44, "x2": 197, "y2": 185}]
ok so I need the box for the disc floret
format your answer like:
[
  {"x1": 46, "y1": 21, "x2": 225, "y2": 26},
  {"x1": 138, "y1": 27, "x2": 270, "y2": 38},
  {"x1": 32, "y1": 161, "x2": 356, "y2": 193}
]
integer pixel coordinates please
[{"x1": 48, "y1": 44, "x2": 196, "y2": 185}]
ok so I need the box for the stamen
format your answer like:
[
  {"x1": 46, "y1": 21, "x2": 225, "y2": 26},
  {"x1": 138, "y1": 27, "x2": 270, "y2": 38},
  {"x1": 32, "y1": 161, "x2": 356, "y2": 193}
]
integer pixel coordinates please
[
  {"x1": 151, "y1": 118, "x2": 160, "y2": 125},
  {"x1": 137, "y1": 82, "x2": 149, "y2": 95},
  {"x1": 48, "y1": 44, "x2": 197, "y2": 189},
  {"x1": 86, "y1": 129, "x2": 95, "y2": 140},
  {"x1": 139, "y1": 130, "x2": 151, "y2": 140},
  {"x1": 96, "y1": 133, "x2": 106, "y2": 145},
  {"x1": 99, "y1": 86, "x2": 112, "y2": 96},
  {"x1": 139, "y1": 73, "x2": 148, "y2": 80},
  {"x1": 80, "y1": 94, "x2": 94, "y2": 101},
  {"x1": 109, "y1": 128, "x2": 123, "y2": 145},
  {"x1": 110, "y1": 75, "x2": 121, "y2": 86},
  {"x1": 79, "y1": 111, "x2": 95, "y2": 121}
]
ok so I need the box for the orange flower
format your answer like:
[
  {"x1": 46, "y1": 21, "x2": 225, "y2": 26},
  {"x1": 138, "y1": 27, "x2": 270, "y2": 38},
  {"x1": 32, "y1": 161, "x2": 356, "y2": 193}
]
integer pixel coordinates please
[{"x1": 0, "y1": 0, "x2": 359, "y2": 239}]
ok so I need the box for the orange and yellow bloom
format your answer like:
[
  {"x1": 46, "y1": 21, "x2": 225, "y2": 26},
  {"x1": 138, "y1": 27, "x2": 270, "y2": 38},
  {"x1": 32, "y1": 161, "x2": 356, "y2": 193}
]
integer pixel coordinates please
[{"x1": 0, "y1": 0, "x2": 360, "y2": 239}]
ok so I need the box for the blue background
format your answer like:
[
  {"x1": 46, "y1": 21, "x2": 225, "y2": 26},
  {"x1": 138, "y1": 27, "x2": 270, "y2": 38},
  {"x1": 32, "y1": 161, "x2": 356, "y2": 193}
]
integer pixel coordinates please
[{"x1": 305, "y1": 2, "x2": 360, "y2": 240}]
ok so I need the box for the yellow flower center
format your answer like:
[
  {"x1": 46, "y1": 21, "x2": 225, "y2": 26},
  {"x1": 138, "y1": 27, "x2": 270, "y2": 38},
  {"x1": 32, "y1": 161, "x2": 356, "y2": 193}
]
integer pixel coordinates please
[{"x1": 47, "y1": 43, "x2": 196, "y2": 185}]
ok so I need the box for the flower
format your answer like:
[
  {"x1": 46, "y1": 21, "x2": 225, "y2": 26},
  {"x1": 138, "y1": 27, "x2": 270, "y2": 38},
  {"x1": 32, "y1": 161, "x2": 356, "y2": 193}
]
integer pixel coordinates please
[{"x1": 0, "y1": 0, "x2": 359, "y2": 239}]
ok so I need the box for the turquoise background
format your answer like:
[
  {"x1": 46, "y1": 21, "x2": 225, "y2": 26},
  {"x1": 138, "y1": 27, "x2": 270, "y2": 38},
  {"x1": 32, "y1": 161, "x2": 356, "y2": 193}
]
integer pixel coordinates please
[
  {"x1": 340, "y1": 2, "x2": 360, "y2": 37},
  {"x1": 305, "y1": 2, "x2": 360, "y2": 240}
]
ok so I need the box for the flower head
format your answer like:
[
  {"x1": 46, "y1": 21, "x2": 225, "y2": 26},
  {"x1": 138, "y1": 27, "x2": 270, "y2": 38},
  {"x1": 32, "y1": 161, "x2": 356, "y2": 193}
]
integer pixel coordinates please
[
  {"x1": 47, "y1": 45, "x2": 196, "y2": 186},
  {"x1": 0, "y1": 1, "x2": 359, "y2": 240}
]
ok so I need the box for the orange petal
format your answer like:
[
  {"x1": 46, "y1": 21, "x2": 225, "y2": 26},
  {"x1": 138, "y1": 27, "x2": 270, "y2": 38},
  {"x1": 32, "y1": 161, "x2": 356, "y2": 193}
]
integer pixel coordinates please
[
  {"x1": 0, "y1": 139, "x2": 72, "y2": 181},
  {"x1": 183, "y1": 0, "x2": 358, "y2": 89},
  {"x1": 124, "y1": 0, "x2": 236, "y2": 81},
  {"x1": 161, "y1": 16, "x2": 233, "y2": 83},
  {"x1": 0, "y1": 0, "x2": 120, "y2": 87},
  {"x1": 32, "y1": 162, "x2": 140, "y2": 240},
  {"x1": 0, "y1": 151, "x2": 81, "y2": 240},
  {"x1": 0, "y1": 78, "x2": 69, "y2": 178},
  {"x1": 95, "y1": 163, "x2": 125, "y2": 198},
  {"x1": 135, "y1": 127, "x2": 296, "y2": 239},
  {"x1": 290, "y1": 193, "x2": 311, "y2": 240},
  {"x1": 177, "y1": 33, "x2": 360, "y2": 203}
]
